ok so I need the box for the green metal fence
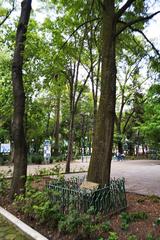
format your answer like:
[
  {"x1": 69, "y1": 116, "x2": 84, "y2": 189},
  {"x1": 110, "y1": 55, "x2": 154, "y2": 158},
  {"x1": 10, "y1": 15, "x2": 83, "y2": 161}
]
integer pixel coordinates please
[{"x1": 48, "y1": 178, "x2": 127, "y2": 214}]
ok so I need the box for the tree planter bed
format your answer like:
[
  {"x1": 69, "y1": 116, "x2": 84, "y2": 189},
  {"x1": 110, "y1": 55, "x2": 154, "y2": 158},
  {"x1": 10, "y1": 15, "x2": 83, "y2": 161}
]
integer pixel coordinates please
[{"x1": 48, "y1": 178, "x2": 127, "y2": 214}]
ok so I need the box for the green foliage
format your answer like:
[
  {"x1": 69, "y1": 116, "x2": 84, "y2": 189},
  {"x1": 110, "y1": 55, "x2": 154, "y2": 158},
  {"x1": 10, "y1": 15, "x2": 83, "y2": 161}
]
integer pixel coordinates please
[
  {"x1": 140, "y1": 84, "x2": 160, "y2": 148},
  {"x1": 0, "y1": 171, "x2": 8, "y2": 194},
  {"x1": 58, "y1": 207, "x2": 101, "y2": 237},
  {"x1": 120, "y1": 211, "x2": 148, "y2": 230},
  {"x1": 15, "y1": 189, "x2": 62, "y2": 225},
  {"x1": 146, "y1": 233, "x2": 157, "y2": 240},
  {"x1": 14, "y1": 175, "x2": 62, "y2": 226},
  {"x1": 0, "y1": 7, "x2": 7, "y2": 17},
  {"x1": 154, "y1": 217, "x2": 160, "y2": 226},
  {"x1": 50, "y1": 154, "x2": 66, "y2": 163},
  {"x1": 101, "y1": 221, "x2": 112, "y2": 232},
  {"x1": 0, "y1": 153, "x2": 10, "y2": 165},
  {"x1": 147, "y1": 195, "x2": 160, "y2": 203},
  {"x1": 36, "y1": 164, "x2": 62, "y2": 177},
  {"x1": 28, "y1": 154, "x2": 43, "y2": 164},
  {"x1": 58, "y1": 209, "x2": 82, "y2": 234},
  {"x1": 108, "y1": 232, "x2": 118, "y2": 240},
  {"x1": 127, "y1": 235, "x2": 138, "y2": 240}
]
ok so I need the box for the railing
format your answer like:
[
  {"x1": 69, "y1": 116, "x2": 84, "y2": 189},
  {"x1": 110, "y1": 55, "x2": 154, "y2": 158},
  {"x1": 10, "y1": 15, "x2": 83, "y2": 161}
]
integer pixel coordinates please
[{"x1": 48, "y1": 178, "x2": 127, "y2": 214}]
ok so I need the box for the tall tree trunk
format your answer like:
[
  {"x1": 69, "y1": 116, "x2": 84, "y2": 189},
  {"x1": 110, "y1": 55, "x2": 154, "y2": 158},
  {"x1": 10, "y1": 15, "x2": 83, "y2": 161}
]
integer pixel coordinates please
[
  {"x1": 10, "y1": 0, "x2": 32, "y2": 198},
  {"x1": 66, "y1": 112, "x2": 75, "y2": 173},
  {"x1": 117, "y1": 123, "x2": 123, "y2": 154},
  {"x1": 53, "y1": 95, "x2": 60, "y2": 156},
  {"x1": 45, "y1": 112, "x2": 51, "y2": 137},
  {"x1": 118, "y1": 139, "x2": 123, "y2": 154},
  {"x1": 87, "y1": 0, "x2": 116, "y2": 185}
]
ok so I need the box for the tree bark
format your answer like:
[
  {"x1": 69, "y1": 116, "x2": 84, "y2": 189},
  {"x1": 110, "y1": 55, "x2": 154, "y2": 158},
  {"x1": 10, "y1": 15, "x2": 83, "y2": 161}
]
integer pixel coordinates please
[
  {"x1": 117, "y1": 137, "x2": 123, "y2": 154},
  {"x1": 53, "y1": 95, "x2": 60, "y2": 156},
  {"x1": 65, "y1": 112, "x2": 75, "y2": 173},
  {"x1": 87, "y1": 0, "x2": 116, "y2": 185},
  {"x1": 10, "y1": 0, "x2": 32, "y2": 198}
]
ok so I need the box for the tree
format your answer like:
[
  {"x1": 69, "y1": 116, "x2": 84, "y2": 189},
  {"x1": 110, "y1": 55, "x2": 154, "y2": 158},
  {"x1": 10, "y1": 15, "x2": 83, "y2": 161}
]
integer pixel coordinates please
[
  {"x1": 10, "y1": 0, "x2": 32, "y2": 198},
  {"x1": 0, "y1": 48, "x2": 12, "y2": 142},
  {"x1": 87, "y1": 0, "x2": 116, "y2": 185},
  {"x1": 115, "y1": 47, "x2": 146, "y2": 154},
  {"x1": 140, "y1": 84, "x2": 160, "y2": 149},
  {"x1": 87, "y1": 0, "x2": 160, "y2": 185}
]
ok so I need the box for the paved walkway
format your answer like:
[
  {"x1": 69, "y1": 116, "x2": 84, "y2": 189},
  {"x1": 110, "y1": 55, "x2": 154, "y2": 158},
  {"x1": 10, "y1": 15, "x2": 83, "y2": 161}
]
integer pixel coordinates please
[{"x1": 1, "y1": 159, "x2": 160, "y2": 196}]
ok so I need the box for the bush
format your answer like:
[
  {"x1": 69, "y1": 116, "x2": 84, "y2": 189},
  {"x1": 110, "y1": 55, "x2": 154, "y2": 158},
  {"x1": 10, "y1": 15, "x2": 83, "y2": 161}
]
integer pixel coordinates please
[
  {"x1": 120, "y1": 211, "x2": 148, "y2": 230},
  {"x1": 0, "y1": 153, "x2": 10, "y2": 165},
  {"x1": 0, "y1": 171, "x2": 8, "y2": 194},
  {"x1": 101, "y1": 221, "x2": 112, "y2": 232},
  {"x1": 58, "y1": 210, "x2": 83, "y2": 234},
  {"x1": 28, "y1": 154, "x2": 43, "y2": 164},
  {"x1": 14, "y1": 180, "x2": 62, "y2": 226},
  {"x1": 58, "y1": 207, "x2": 101, "y2": 237},
  {"x1": 50, "y1": 154, "x2": 66, "y2": 163},
  {"x1": 108, "y1": 232, "x2": 118, "y2": 240}
]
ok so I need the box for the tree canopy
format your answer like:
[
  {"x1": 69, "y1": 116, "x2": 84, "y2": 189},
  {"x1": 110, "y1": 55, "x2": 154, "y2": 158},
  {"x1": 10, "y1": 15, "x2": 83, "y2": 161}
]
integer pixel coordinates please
[{"x1": 0, "y1": 0, "x2": 160, "y2": 192}]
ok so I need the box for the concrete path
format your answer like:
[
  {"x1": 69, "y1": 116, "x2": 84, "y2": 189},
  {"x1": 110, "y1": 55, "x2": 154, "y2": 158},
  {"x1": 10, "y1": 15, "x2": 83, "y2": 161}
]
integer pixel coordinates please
[
  {"x1": 1, "y1": 159, "x2": 160, "y2": 197},
  {"x1": 111, "y1": 160, "x2": 160, "y2": 197}
]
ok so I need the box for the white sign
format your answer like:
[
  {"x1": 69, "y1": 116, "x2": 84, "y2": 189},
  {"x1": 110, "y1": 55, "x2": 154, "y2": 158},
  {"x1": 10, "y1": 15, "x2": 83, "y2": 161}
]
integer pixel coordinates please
[
  {"x1": 0, "y1": 143, "x2": 11, "y2": 153},
  {"x1": 44, "y1": 140, "x2": 51, "y2": 163}
]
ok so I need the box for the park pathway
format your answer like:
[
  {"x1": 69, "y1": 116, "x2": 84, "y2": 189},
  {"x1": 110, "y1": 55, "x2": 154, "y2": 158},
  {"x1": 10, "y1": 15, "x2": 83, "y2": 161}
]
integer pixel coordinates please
[{"x1": 0, "y1": 159, "x2": 160, "y2": 197}]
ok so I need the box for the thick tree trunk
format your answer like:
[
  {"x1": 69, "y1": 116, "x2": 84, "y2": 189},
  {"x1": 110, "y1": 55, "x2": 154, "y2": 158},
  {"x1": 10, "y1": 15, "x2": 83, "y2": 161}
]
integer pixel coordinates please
[
  {"x1": 53, "y1": 96, "x2": 60, "y2": 156},
  {"x1": 10, "y1": 0, "x2": 32, "y2": 198},
  {"x1": 65, "y1": 112, "x2": 75, "y2": 173},
  {"x1": 87, "y1": 0, "x2": 116, "y2": 185}
]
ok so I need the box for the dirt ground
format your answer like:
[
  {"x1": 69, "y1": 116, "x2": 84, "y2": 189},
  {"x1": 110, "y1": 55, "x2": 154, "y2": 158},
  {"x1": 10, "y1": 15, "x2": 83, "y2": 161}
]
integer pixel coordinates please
[{"x1": 0, "y1": 178, "x2": 160, "y2": 240}]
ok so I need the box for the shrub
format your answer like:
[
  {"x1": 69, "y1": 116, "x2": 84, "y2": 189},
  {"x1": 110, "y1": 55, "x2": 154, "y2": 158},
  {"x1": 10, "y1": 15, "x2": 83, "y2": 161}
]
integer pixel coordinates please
[
  {"x1": 0, "y1": 172, "x2": 8, "y2": 194},
  {"x1": 58, "y1": 207, "x2": 101, "y2": 237},
  {"x1": 108, "y1": 232, "x2": 118, "y2": 240},
  {"x1": 14, "y1": 176, "x2": 62, "y2": 227},
  {"x1": 0, "y1": 153, "x2": 10, "y2": 165},
  {"x1": 101, "y1": 221, "x2": 112, "y2": 232},
  {"x1": 154, "y1": 217, "x2": 160, "y2": 226},
  {"x1": 120, "y1": 211, "x2": 148, "y2": 230},
  {"x1": 146, "y1": 233, "x2": 155, "y2": 240},
  {"x1": 58, "y1": 209, "x2": 83, "y2": 234},
  {"x1": 50, "y1": 154, "x2": 66, "y2": 163},
  {"x1": 28, "y1": 154, "x2": 43, "y2": 164}
]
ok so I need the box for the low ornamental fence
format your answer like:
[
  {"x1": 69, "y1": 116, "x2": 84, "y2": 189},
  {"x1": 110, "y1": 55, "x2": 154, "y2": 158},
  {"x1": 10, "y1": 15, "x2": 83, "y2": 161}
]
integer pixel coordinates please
[{"x1": 48, "y1": 177, "x2": 127, "y2": 214}]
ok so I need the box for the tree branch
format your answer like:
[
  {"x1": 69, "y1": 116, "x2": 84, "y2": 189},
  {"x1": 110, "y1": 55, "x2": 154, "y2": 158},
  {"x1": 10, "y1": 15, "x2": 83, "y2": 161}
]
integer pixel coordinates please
[
  {"x1": 75, "y1": 69, "x2": 91, "y2": 110},
  {"x1": 116, "y1": 0, "x2": 135, "y2": 20},
  {"x1": 129, "y1": 26, "x2": 160, "y2": 56},
  {"x1": 60, "y1": 17, "x2": 101, "y2": 50},
  {"x1": 116, "y1": 11, "x2": 160, "y2": 36},
  {"x1": 0, "y1": 0, "x2": 15, "y2": 26},
  {"x1": 122, "y1": 110, "x2": 135, "y2": 134}
]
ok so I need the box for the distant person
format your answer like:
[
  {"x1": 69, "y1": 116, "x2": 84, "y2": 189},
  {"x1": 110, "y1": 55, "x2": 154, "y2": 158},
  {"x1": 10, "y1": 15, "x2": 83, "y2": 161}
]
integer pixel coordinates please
[{"x1": 116, "y1": 152, "x2": 125, "y2": 161}]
